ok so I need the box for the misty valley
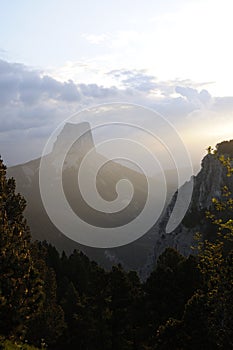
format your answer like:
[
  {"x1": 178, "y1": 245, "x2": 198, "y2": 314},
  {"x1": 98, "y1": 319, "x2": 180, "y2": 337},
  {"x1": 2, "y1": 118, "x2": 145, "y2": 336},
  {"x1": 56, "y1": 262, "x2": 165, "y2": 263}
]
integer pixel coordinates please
[{"x1": 1, "y1": 129, "x2": 233, "y2": 349}]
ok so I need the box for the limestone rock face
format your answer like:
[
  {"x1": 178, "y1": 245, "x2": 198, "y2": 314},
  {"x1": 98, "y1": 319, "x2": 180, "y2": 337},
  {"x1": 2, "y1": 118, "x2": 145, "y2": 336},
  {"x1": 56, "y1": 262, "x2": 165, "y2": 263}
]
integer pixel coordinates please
[
  {"x1": 193, "y1": 154, "x2": 228, "y2": 210},
  {"x1": 150, "y1": 151, "x2": 233, "y2": 266}
]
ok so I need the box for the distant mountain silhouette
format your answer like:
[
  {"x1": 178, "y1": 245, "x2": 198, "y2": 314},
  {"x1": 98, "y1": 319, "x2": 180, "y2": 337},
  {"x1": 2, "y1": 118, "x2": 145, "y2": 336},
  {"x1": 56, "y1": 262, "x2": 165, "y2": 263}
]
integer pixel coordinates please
[{"x1": 7, "y1": 122, "x2": 191, "y2": 270}]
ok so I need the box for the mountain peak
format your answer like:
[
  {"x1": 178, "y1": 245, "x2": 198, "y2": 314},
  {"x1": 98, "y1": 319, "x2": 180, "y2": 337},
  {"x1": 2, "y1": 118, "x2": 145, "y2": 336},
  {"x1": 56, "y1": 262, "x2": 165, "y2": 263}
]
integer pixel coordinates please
[
  {"x1": 61, "y1": 121, "x2": 91, "y2": 134},
  {"x1": 52, "y1": 122, "x2": 95, "y2": 156}
]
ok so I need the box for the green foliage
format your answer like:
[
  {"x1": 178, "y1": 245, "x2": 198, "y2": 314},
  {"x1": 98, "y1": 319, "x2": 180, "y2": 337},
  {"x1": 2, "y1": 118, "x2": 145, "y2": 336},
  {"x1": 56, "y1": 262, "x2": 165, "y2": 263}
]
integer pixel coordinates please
[
  {"x1": 0, "y1": 149, "x2": 232, "y2": 349},
  {"x1": 0, "y1": 158, "x2": 43, "y2": 339},
  {"x1": 155, "y1": 318, "x2": 188, "y2": 350},
  {"x1": 154, "y1": 150, "x2": 233, "y2": 349},
  {"x1": 195, "y1": 197, "x2": 233, "y2": 348},
  {"x1": 144, "y1": 248, "x2": 201, "y2": 348},
  {"x1": 216, "y1": 139, "x2": 233, "y2": 158},
  {"x1": 0, "y1": 338, "x2": 39, "y2": 350},
  {"x1": 208, "y1": 139, "x2": 233, "y2": 176}
]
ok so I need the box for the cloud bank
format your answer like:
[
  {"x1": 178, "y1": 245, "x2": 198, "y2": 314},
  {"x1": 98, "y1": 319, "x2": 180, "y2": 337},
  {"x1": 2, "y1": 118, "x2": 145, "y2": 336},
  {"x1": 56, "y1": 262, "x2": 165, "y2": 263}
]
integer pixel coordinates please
[{"x1": 0, "y1": 59, "x2": 233, "y2": 166}]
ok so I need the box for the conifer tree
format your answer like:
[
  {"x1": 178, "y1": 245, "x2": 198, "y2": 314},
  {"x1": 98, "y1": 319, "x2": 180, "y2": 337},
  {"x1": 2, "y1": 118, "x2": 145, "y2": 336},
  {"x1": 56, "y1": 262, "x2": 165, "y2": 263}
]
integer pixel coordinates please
[{"x1": 0, "y1": 158, "x2": 43, "y2": 339}]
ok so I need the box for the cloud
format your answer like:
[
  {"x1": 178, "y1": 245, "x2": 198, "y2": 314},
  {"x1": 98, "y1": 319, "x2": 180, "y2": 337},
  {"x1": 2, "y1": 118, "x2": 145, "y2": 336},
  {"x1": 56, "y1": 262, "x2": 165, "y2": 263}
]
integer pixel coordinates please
[
  {"x1": 0, "y1": 60, "x2": 127, "y2": 163},
  {"x1": 108, "y1": 69, "x2": 158, "y2": 92},
  {"x1": 0, "y1": 59, "x2": 232, "y2": 166},
  {"x1": 175, "y1": 86, "x2": 212, "y2": 107},
  {"x1": 106, "y1": 69, "x2": 214, "y2": 102},
  {"x1": 0, "y1": 60, "x2": 83, "y2": 106},
  {"x1": 78, "y1": 83, "x2": 118, "y2": 98}
]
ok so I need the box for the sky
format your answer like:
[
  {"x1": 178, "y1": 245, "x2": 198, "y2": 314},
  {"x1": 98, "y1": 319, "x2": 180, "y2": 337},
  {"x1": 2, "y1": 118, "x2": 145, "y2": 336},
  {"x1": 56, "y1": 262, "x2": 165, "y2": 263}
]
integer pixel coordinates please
[{"x1": 0, "y1": 0, "x2": 233, "y2": 167}]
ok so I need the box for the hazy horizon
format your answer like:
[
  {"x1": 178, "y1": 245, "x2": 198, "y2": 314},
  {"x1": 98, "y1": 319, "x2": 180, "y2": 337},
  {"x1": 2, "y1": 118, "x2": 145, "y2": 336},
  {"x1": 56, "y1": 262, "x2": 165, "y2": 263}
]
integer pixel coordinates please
[{"x1": 1, "y1": 1, "x2": 233, "y2": 168}]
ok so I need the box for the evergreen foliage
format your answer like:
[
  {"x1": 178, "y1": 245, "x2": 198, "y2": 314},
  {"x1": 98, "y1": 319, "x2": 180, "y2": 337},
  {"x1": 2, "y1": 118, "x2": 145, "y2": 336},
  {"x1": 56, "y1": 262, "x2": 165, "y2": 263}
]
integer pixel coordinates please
[
  {"x1": 0, "y1": 154, "x2": 232, "y2": 349},
  {"x1": 0, "y1": 158, "x2": 43, "y2": 339}
]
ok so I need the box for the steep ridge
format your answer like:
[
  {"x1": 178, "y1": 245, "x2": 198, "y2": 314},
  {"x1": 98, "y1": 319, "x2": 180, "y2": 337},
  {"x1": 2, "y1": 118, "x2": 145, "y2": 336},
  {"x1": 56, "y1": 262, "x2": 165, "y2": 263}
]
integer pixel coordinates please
[{"x1": 150, "y1": 140, "x2": 233, "y2": 269}]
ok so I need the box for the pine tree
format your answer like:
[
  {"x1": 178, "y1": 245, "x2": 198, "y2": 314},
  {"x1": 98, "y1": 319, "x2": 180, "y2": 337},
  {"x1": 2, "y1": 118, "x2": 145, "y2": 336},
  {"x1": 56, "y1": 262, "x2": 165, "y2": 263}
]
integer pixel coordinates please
[
  {"x1": 0, "y1": 158, "x2": 43, "y2": 339},
  {"x1": 109, "y1": 264, "x2": 135, "y2": 350},
  {"x1": 26, "y1": 242, "x2": 65, "y2": 348}
]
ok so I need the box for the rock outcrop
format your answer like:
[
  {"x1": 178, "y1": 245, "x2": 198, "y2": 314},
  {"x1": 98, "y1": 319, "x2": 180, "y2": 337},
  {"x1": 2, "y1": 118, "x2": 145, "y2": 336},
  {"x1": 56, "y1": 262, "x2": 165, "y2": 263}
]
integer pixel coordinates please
[{"x1": 150, "y1": 146, "x2": 233, "y2": 267}]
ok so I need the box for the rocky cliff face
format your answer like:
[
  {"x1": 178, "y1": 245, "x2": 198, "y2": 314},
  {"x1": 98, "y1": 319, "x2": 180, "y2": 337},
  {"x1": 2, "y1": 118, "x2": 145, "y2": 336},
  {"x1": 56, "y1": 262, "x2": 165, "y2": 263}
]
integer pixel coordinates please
[{"x1": 150, "y1": 150, "x2": 233, "y2": 267}]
